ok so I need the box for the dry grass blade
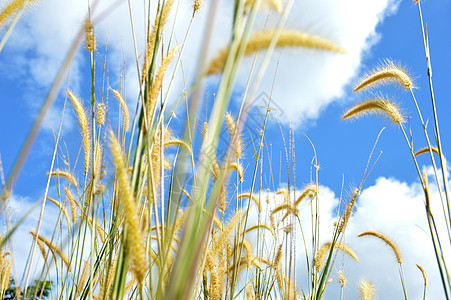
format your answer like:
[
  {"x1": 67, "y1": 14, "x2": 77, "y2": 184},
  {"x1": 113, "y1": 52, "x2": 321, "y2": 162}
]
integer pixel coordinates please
[
  {"x1": 353, "y1": 60, "x2": 414, "y2": 92},
  {"x1": 342, "y1": 97, "x2": 404, "y2": 125}
]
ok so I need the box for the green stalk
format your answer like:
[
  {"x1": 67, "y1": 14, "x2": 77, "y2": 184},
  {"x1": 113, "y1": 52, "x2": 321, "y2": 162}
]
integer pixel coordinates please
[{"x1": 417, "y1": 0, "x2": 451, "y2": 230}]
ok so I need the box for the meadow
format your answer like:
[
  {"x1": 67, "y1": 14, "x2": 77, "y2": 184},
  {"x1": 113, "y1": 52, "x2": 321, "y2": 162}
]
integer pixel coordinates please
[{"x1": 0, "y1": 0, "x2": 449, "y2": 299}]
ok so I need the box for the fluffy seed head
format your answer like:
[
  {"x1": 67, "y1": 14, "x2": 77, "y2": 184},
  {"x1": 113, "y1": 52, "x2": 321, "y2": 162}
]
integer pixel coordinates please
[
  {"x1": 48, "y1": 169, "x2": 78, "y2": 187},
  {"x1": 0, "y1": 0, "x2": 38, "y2": 27},
  {"x1": 147, "y1": 45, "x2": 181, "y2": 119},
  {"x1": 415, "y1": 146, "x2": 440, "y2": 157},
  {"x1": 30, "y1": 231, "x2": 71, "y2": 270},
  {"x1": 295, "y1": 184, "x2": 317, "y2": 206},
  {"x1": 110, "y1": 131, "x2": 147, "y2": 282},
  {"x1": 245, "y1": 0, "x2": 282, "y2": 12},
  {"x1": 315, "y1": 242, "x2": 359, "y2": 271},
  {"x1": 354, "y1": 60, "x2": 414, "y2": 92},
  {"x1": 193, "y1": 0, "x2": 202, "y2": 12},
  {"x1": 225, "y1": 112, "x2": 243, "y2": 159},
  {"x1": 67, "y1": 90, "x2": 91, "y2": 177},
  {"x1": 207, "y1": 29, "x2": 346, "y2": 75},
  {"x1": 342, "y1": 97, "x2": 404, "y2": 125},
  {"x1": 84, "y1": 18, "x2": 96, "y2": 52},
  {"x1": 338, "y1": 188, "x2": 360, "y2": 233},
  {"x1": 358, "y1": 230, "x2": 403, "y2": 264},
  {"x1": 338, "y1": 271, "x2": 346, "y2": 288},
  {"x1": 96, "y1": 103, "x2": 106, "y2": 125},
  {"x1": 359, "y1": 280, "x2": 375, "y2": 300},
  {"x1": 110, "y1": 87, "x2": 129, "y2": 132},
  {"x1": 416, "y1": 264, "x2": 427, "y2": 290}
]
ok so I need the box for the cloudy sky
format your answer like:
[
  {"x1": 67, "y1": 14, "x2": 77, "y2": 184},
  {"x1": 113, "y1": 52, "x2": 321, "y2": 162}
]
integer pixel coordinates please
[{"x1": 1, "y1": 0, "x2": 451, "y2": 298}]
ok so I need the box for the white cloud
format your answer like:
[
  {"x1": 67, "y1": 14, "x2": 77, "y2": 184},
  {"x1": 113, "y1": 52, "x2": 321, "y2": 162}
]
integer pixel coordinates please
[
  {"x1": 2, "y1": 0, "x2": 401, "y2": 131},
  {"x1": 244, "y1": 174, "x2": 449, "y2": 299},
  {"x1": 243, "y1": 0, "x2": 402, "y2": 128}
]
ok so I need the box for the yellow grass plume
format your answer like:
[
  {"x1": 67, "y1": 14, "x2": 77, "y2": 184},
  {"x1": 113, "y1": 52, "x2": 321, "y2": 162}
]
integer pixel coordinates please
[
  {"x1": 110, "y1": 131, "x2": 147, "y2": 282},
  {"x1": 237, "y1": 193, "x2": 262, "y2": 213},
  {"x1": 359, "y1": 279, "x2": 375, "y2": 300},
  {"x1": 272, "y1": 202, "x2": 298, "y2": 218},
  {"x1": 338, "y1": 188, "x2": 360, "y2": 233},
  {"x1": 110, "y1": 87, "x2": 129, "y2": 132},
  {"x1": 243, "y1": 223, "x2": 274, "y2": 236},
  {"x1": 227, "y1": 162, "x2": 244, "y2": 181},
  {"x1": 207, "y1": 29, "x2": 346, "y2": 75},
  {"x1": 353, "y1": 60, "x2": 414, "y2": 92},
  {"x1": 315, "y1": 241, "x2": 359, "y2": 271},
  {"x1": 67, "y1": 90, "x2": 91, "y2": 177},
  {"x1": 84, "y1": 18, "x2": 96, "y2": 52},
  {"x1": 29, "y1": 231, "x2": 71, "y2": 270},
  {"x1": 338, "y1": 270, "x2": 347, "y2": 288},
  {"x1": 245, "y1": 0, "x2": 282, "y2": 12},
  {"x1": 147, "y1": 45, "x2": 181, "y2": 117},
  {"x1": 342, "y1": 97, "x2": 404, "y2": 125},
  {"x1": 65, "y1": 187, "x2": 79, "y2": 223},
  {"x1": 46, "y1": 197, "x2": 71, "y2": 233},
  {"x1": 193, "y1": 0, "x2": 202, "y2": 13},
  {"x1": 276, "y1": 188, "x2": 289, "y2": 203},
  {"x1": 225, "y1": 112, "x2": 243, "y2": 159},
  {"x1": 0, "y1": 0, "x2": 38, "y2": 27},
  {"x1": 96, "y1": 103, "x2": 106, "y2": 125},
  {"x1": 48, "y1": 169, "x2": 78, "y2": 187},
  {"x1": 142, "y1": 0, "x2": 175, "y2": 82},
  {"x1": 0, "y1": 260, "x2": 11, "y2": 294},
  {"x1": 76, "y1": 260, "x2": 90, "y2": 297},
  {"x1": 358, "y1": 230, "x2": 403, "y2": 264},
  {"x1": 295, "y1": 183, "x2": 317, "y2": 206},
  {"x1": 212, "y1": 210, "x2": 242, "y2": 256},
  {"x1": 417, "y1": 264, "x2": 427, "y2": 295},
  {"x1": 414, "y1": 146, "x2": 440, "y2": 157}
]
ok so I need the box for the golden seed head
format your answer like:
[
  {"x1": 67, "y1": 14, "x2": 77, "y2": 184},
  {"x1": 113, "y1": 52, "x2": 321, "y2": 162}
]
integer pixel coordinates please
[
  {"x1": 110, "y1": 87, "x2": 129, "y2": 132},
  {"x1": 315, "y1": 242, "x2": 358, "y2": 271},
  {"x1": 84, "y1": 19, "x2": 96, "y2": 52},
  {"x1": 245, "y1": 283, "x2": 255, "y2": 300},
  {"x1": 358, "y1": 230, "x2": 403, "y2": 264},
  {"x1": 416, "y1": 264, "x2": 427, "y2": 290},
  {"x1": 245, "y1": 0, "x2": 282, "y2": 12},
  {"x1": 110, "y1": 131, "x2": 147, "y2": 282},
  {"x1": 338, "y1": 188, "x2": 360, "y2": 233},
  {"x1": 96, "y1": 103, "x2": 106, "y2": 125},
  {"x1": 193, "y1": 0, "x2": 202, "y2": 12},
  {"x1": 359, "y1": 279, "x2": 375, "y2": 300},
  {"x1": 207, "y1": 29, "x2": 346, "y2": 75},
  {"x1": 342, "y1": 97, "x2": 404, "y2": 125},
  {"x1": 354, "y1": 60, "x2": 414, "y2": 92},
  {"x1": 67, "y1": 90, "x2": 91, "y2": 177},
  {"x1": 338, "y1": 271, "x2": 346, "y2": 288}
]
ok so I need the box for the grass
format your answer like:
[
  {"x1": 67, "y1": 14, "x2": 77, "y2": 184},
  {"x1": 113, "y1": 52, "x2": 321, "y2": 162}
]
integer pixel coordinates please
[{"x1": 0, "y1": 0, "x2": 448, "y2": 299}]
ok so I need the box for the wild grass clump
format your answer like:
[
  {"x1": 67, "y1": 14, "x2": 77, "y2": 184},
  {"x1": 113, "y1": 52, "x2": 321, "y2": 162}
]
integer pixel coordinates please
[{"x1": 0, "y1": 0, "x2": 448, "y2": 299}]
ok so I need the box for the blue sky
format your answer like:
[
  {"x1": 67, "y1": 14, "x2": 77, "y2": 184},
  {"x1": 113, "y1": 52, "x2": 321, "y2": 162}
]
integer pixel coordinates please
[{"x1": 1, "y1": 0, "x2": 451, "y2": 298}]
